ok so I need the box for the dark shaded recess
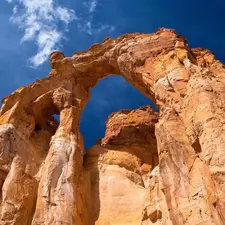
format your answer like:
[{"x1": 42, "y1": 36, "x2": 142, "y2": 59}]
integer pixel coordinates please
[
  {"x1": 31, "y1": 105, "x2": 60, "y2": 153},
  {"x1": 34, "y1": 124, "x2": 41, "y2": 132},
  {"x1": 34, "y1": 105, "x2": 60, "y2": 135},
  {"x1": 192, "y1": 138, "x2": 202, "y2": 153}
]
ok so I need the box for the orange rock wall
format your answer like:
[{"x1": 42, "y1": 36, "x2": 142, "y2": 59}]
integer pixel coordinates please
[{"x1": 0, "y1": 28, "x2": 225, "y2": 224}]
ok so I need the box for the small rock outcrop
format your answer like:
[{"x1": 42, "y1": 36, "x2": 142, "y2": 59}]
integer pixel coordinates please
[{"x1": 0, "y1": 28, "x2": 225, "y2": 224}]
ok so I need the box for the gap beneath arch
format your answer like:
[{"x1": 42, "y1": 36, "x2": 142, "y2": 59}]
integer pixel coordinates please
[{"x1": 80, "y1": 75, "x2": 158, "y2": 150}]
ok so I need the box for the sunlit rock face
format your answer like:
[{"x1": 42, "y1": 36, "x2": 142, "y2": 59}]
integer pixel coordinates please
[
  {"x1": 77, "y1": 106, "x2": 163, "y2": 225},
  {"x1": 0, "y1": 28, "x2": 225, "y2": 224}
]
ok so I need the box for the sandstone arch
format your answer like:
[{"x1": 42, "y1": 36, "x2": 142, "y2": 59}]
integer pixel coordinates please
[{"x1": 0, "y1": 28, "x2": 225, "y2": 224}]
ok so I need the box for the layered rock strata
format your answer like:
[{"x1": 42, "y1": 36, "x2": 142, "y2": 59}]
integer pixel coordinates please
[
  {"x1": 0, "y1": 28, "x2": 224, "y2": 224},
  {"x1": 77, "y1": 106, "x2": 164, "y2": 225}
]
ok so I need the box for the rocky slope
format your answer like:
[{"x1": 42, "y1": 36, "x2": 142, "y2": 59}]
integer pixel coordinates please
[{"x1": 0, "y1": 28, "x2": 225, "y2": 224}]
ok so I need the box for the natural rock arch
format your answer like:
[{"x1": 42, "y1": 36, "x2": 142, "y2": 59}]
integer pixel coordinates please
[{"x1": 0, "y1": 28, "x2": 225, "y2": 224}]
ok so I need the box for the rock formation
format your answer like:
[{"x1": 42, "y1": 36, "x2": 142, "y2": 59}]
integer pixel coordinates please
[
  {"x1": 0, "y1": 28, "x2": 225, "y2": 224},
  {"x1": 77, "y1": 106, "x2": 162, "y2": 225}
]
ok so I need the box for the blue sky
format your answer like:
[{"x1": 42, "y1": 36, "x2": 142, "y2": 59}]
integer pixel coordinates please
[{"x1": 1, "y1": 0, "x2": 225, "y2": 149}]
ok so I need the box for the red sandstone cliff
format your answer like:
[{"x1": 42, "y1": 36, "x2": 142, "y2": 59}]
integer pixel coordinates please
[{"x1": 0, "y1": 28, "x2": 225, "y2": 224}]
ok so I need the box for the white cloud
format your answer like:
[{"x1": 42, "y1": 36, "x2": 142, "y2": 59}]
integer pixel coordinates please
[
  {"x1": 29, "y1": 30, "x2": 61, "y2": 66},
  {"x1": 56, "y1": 6, "x2": 76, "y2": 24},
  {"x1": 80, "y1": 0, "x2": 115, "y2": 36},
  {"x1": 85, "y1": 21, "x2": 93, "y2": 35},
  {"x1": 89, "y1": 0, "x2": 98, "y2": 13},
  {"x1": 6, "y1": 0, "x2": 75, "y2": 67},
  {"x1": 83, "y1": 0, "x2": 98, "y2": 13},
  {"x1": 5, "y1": 0, "x2": 115, "y2": 67},
  {"x1": 81, "y1": 21, "x2": 115, "y2": 36},
  {"x1": 97, "y1": 25, "x2": 115, "y2": 33}
]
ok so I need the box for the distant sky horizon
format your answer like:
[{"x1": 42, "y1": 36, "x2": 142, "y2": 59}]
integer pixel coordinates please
[{"x1": 1, "y1": 0, "x2": 225, "y2": 148}]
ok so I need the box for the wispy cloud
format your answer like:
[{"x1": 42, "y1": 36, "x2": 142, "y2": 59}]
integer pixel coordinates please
[
  {"x1": 6, "y1": 0, "x2": 75, "y2": 67},
  {"x1": 88, "y1": 0, "x2": 98, "y2": 13},
  {"x1": 81, "y1": 0, "x2": 115, "y2": 36},
  {"x1": 5, "y1": 0, "x2": 115, "y2": 67},
  {"x1": 80, "y1": 21, "x2": 115, "y2": 36}
]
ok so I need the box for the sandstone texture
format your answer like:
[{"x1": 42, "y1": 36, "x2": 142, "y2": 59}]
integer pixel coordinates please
[
  {"x1": 0, "y1": 28, "x2": 225, "y2": 224},
  {"x1": 78, "y1": 106, "x2": 161, "y2": 225}
]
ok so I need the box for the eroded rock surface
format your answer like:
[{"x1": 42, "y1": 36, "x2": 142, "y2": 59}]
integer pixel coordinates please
[
  {"x1": 77, "y1": 106, "x2": 161, "y2": 225},
  {"x1": 0, "y1": 28, "x2": 225, "y2": 224}
]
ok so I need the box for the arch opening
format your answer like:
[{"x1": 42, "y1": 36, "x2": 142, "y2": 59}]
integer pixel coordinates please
[
  {"x1": 78, "y1": 75, "x2": 160, "y2": 225},
  {"x1": 80, "y1": 75, "x2": 158, "y2": 150},
  {"x1": 30, "y1": 97, "x2": 60, "y2": 153}
]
